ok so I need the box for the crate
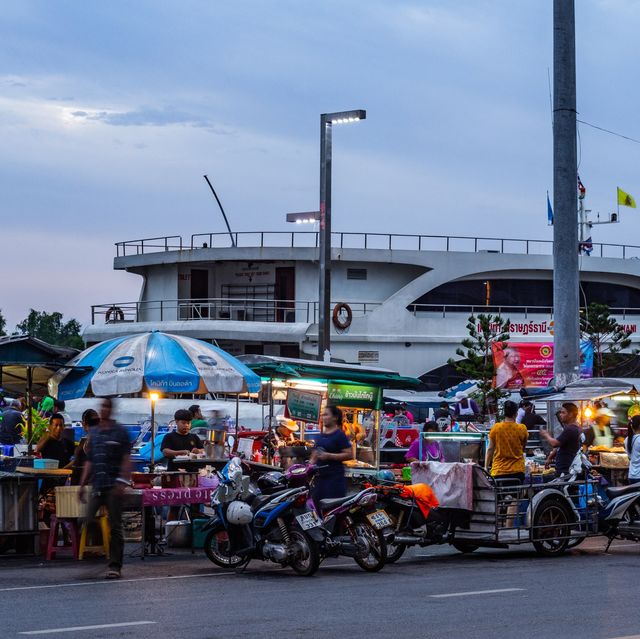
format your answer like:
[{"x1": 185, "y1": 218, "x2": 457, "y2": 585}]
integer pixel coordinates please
[
  {"x1": 34, "y1": 459, "x2": 59, "y2": 470},
  {"x1": 55, "y1": 486, "x2": 88, "y2": 518}
]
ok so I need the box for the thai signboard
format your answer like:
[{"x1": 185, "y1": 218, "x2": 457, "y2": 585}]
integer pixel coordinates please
[
  {"x1": 286, "y1": 389, "x2": 323, "y2": 423},
  {"x1": 327, "y1": 383, "x2": 382, "y2": 409}
]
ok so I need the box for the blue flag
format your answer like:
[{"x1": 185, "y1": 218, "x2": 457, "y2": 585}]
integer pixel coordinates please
[{"x1": 547, "y1": 192, "x2": 554, "y2": 225}]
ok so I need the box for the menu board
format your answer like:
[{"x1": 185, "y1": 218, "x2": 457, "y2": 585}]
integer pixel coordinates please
[{"x1": 286, "y1": 389, "x2": 323, "y2": 423}]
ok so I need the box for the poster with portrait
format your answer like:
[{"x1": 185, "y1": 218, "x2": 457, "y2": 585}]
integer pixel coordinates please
[{"x1": 492, "y1": 341, "x2": 593, "y2": 389}]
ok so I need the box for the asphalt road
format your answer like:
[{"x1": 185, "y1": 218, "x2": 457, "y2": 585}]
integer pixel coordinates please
[{"x1": 2, "y1": 538, "x2": 639, "y2": 639}]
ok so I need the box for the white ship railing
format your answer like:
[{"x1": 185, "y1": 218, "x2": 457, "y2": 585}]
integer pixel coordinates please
[{"x1": 114, "y1": 231, "x2": 640, "y2": 259}]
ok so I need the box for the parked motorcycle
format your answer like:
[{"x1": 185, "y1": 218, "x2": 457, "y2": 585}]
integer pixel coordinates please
[
  {"x1": 202, "y1": 457, "x2": 322, "y2": 576},
  {"x1": 259, "y1": 464, "x2": 392, "y2": 572}
]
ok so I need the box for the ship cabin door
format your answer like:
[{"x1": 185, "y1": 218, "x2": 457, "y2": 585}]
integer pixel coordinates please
[
  {"x1": 190, "y1": 269, "x2": 209, "y2": 318},
  {"x1": 275, "y1": 267, "x2": 295, "y2": 322}
]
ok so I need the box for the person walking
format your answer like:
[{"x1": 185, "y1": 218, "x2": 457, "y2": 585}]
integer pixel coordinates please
[
  {"x1": 310, "y1": 406, "x2": 352, "y2": 504},
  {"x1": 626, "y1": 415, "x2": 640, "y2": 485},
  {"x1": 540, "y1": 403, "x2": 582, "y2": 478},
  {"x1": 484, "y1": 400, "x2": 528, "y2": 485},
  {"x1": 79, "y1": 398, "x2": 132, "y2": 579}
]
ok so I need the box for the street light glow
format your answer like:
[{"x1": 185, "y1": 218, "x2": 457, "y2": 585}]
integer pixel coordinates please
[
  {"x1": 323, "y1": 109, "x2": 367, "y2": 125},
  {"x1": 150, "y1": 392, "x2": 160, "y2": 402},
  {"x1": 286, "y1": 211, "x2": 320, "y2": 224}
]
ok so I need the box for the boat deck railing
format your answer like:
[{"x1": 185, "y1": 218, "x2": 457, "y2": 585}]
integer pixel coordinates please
[
  {"x1": 90, "y1": 298, "x2": 640, "y2": 328},
  {"x1": 114, "y1": 231, "x2": 640, "y2": 259}
]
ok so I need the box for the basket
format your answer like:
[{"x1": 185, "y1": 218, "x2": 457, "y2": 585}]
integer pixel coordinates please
[
  {"x1": 34, "y1": 459, "x2": 59, "y2": 470},
  {"x1": 55, "y1": 486, "x2": 88, "y2": 518}
]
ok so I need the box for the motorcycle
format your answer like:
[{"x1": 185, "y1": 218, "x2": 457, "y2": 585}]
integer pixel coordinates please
[
  {"x1": 259, "y1": 464, "x2": 392, "y2": 572},
  {"x1": 364, "y1": 481, "x2": 457, "y2": 563},
  {"x1": 202, "y1": 457, "x2": 322, "y2": 576}
]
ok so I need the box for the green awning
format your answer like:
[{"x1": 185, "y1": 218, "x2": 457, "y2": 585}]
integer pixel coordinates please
[{"x1": 239, "y1": 355, "x2": 420, "y2": 390}]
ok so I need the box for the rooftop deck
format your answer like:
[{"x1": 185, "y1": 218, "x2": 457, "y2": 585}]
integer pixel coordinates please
[{"x1": 114, "y1": 231, "x2": 640, "y2": 259}]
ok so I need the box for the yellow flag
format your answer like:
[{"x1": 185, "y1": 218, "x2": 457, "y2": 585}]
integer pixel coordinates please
[{"x1": 618, "y1": 187, "x2": 637, "y2": 208}]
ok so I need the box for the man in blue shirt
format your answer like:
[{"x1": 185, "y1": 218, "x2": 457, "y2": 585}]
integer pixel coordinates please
[{"x1": 79, "y1": 398, "x2": 131, "y2": 579}]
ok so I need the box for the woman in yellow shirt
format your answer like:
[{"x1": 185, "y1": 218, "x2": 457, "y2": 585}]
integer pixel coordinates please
[{"x1": 485, "y1": 400, "x2": 528, "y2": 486}]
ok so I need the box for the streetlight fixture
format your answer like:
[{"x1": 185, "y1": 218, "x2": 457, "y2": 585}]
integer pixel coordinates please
[
  {"x1": 286, "y1": 211, "x2": 320, "y2": 224},
  {"x1": 318, "y1": 109, "x2": 366, "y2": 361},
  {"x1": 149, "y1": 392, "x2": 160, "y2": 470}
]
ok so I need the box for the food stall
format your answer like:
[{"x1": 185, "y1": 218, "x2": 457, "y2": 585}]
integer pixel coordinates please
[
  {"x1": 528, "y1": 377, "x2": 640, "y2": 485},
  {"x1": 239, "y1": 355, "x2": 421, "y2": 476}
]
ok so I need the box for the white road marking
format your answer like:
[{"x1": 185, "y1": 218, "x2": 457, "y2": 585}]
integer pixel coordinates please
[
  {"x1": 0, "y1": 571, "x2": 234, "y2": 592},
  {"x1": 430, "y1": 587, "x2": 525, "y2": 598},
  {"x1": 608, "y1": 635, "x2": 640, "y2": 639},
  {"x1": 20, "y1": 621, "x2": 156, "y2": 635}
]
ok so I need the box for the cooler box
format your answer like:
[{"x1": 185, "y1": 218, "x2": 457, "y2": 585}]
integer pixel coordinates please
[{"x1": 34, "y1": 459, "x2": 59, "y2": 470}]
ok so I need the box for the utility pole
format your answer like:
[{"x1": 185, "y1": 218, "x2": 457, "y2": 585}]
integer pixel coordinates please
[{"x1": 553, "y1": 0, "x2": 580, "y2": 386}]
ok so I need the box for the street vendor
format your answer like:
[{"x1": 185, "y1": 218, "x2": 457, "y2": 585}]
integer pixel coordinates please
[
  {"x1": 583, "y1": 413, "x2": 614, "y2": 449},
  {"x1": 310, "y1": 405, "x2": 352, "y2": 503},
  {"x1": 264, "y1": 417, "x2": 299, "y2": 451},
  {"x1": 36, "y1": 413, "x2": 74, "y2": 469},
  {"x1": 0, "y1": 398, "x2": 23, "y2": 445},
  {"x1": 405, "y1": 421, "x2": 444, "y2": 462},
  {"x1": 161, "y1": 409, "x2": 204, "y2": 470},
  {"x1": 540, "y1": 403, "x2": 581, "y2": 477}
]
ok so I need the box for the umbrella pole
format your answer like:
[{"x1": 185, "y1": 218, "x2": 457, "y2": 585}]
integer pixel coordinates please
[
  {"x1": 235, "y1": 394, "x2": 239, "y2": 436},
  {"x1": 27, "y1": 367, "x2": 33, "y2": 456},
  {"x1": 150, "y1": 398, "x2": 156, "y2": 471}
]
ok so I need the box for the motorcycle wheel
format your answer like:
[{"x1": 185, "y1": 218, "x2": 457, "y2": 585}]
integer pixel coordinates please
[
  {"x1": 203, "y1": 530, "x2": 246, "y2": 569},
  {"x1": 289, "y1": 529, "x2": 320, "y2": 577},
  {"x1": 532, "y1": 498, "x2": 571, "y2": 557},
  {"x1": 353, "y1": 522, "x2": 387, "y2": 572},
  {"x1": 385, "y1": 542, "x2": 407, "y2": 563},
  {"x1": 452, "y1": 541, "x2": 479, "y2": 553}
]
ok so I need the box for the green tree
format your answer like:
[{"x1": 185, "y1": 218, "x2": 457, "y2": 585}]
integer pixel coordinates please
[
  {"x1": 15, "y1": 309, "x2": 84, "y2": 349},
  {"x1": 580, "y1": 302, "x2": 635, "y2": 377},
  {"x1": 448, "y1": 314, "x2": 511, "y2": 416},
  {"x1": 0, "y1": 309, "x2": 6, "y2": 337}
]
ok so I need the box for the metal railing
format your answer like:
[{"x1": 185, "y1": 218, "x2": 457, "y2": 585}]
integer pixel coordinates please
[
  {"x1": 90, "y1": 298, "x2": 381, "y2": 325},
  {"x1": 407, "y1": 303, "x2": 640, "y2": 322},
  {"x1": 114, "y1": 231, "x2": 640, "y2": 259}
]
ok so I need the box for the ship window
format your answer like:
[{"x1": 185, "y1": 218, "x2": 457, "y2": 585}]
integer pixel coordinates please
[
  {"x1": 347, "y1": 268, "x2": 367, "y2": 280},
  {"x1": 407, "y1": 279, "x2": 640, "y2": 312}
]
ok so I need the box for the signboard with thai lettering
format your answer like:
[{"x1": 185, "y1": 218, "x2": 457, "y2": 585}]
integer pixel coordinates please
[
  {"x1": 327, "y1": 383, "x2": 382, "y2": 409},
  {"x1": 286, "y1": 389, "x2": 323, "y2": 423}
]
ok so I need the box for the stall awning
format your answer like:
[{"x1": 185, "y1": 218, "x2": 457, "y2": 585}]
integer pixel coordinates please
[
  {"x1": 531, "y1": 378, "x2": 640, "y2": 403},
  {"x1": 239, "y1": 355, "x2": 421, "y2": 390},
  {"x1": 0, "y1": 336, "x2": 81, "y2": 393}
]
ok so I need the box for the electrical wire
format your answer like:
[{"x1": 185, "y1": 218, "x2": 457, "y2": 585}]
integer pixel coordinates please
[{"x1": 577, "y1": 119, "x2": 640, "y2": 145}]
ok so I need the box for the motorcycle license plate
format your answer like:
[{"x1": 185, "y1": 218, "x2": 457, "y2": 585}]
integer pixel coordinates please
[
  {"x1": 296, "y1": 511, "x2": 322, "y2": 531},
  {"x1": 367, "y1": 510, "x2": 392, "y2": 530}
]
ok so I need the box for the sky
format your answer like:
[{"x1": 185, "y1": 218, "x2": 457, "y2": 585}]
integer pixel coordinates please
[{"x1": 2, "y1": 0, "x2": 640, "y2": 332}]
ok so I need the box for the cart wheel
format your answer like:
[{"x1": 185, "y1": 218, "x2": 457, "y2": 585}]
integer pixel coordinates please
[
  {"x1": 532, "y1": 498, "x2": 571, "y2": 556},
  {"x1": 452, "y1": 541, "x2": 479, "y2": 554}
]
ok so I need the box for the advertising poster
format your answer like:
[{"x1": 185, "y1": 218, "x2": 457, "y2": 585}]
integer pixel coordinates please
[
  {"x1": 492, "y1": 341, "x2": 594, "y2": 389},
  {"x1": 327, "y1": 383, "x2": 382, "y2": 409}
]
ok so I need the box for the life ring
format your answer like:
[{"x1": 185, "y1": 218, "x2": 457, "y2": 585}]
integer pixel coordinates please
[
  {"x1": 332, "y1": 303, "x2": 352, "y2": 330},
  {"x1": 105, "y1": 306, "x2": 125, "y2": 323}
]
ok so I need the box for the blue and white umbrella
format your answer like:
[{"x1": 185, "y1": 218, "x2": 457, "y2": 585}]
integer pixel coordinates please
[{"x1": 49, "y1": 332, "x2": 262, "y2": 400}]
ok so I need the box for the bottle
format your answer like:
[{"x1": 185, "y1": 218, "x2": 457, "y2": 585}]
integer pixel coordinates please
[{"x1": 273, "y1": 449, "x2": 281, "y2": 467}]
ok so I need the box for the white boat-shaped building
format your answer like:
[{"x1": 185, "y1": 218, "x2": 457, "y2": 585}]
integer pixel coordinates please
[{"x1": 85, "y1": 230, "x2": 640, "y2": 385}]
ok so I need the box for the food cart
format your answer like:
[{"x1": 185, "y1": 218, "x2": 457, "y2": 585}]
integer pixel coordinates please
[{"x1": 239, "y1": 355, "x2": 421, "y2": 476}]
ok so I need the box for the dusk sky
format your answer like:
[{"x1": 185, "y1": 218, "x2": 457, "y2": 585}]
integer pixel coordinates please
[{"x1": 2, "y1": 1, "x2": 640, "y2": 333}]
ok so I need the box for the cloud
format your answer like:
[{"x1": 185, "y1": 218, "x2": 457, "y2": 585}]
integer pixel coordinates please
[{"x1": 70, "y1": 105, "x2": 235, "y2": 135}]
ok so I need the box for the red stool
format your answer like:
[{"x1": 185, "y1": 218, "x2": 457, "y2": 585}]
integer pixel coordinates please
[{"x1": 46, "y1": 516, "x2": 80, "y2": 560}]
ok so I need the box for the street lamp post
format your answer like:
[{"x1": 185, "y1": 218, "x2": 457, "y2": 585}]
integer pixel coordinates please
[{"x1": 318, "y1": 109, "x2": 366, "y2": 361}]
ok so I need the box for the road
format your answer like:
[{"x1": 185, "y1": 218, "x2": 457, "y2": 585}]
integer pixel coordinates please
[{"x1": 1, "y1": 538, "x2": 639, "y2": 639}]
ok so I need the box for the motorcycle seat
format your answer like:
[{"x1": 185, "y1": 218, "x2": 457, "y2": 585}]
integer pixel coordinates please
[
  {"x1": 319, "y1": 495, "x2": 352, "y2": 511},
  {"x1": 606, "y1": 484, "x2": 640, "y2": 499},
  {"x1": 252, "y1": 489, "x2": 292, "y2": 511}
]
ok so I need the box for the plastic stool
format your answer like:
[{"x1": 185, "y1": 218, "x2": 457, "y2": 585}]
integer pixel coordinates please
[
  {"x1": 79, "y1": 509, "x2": 111, "y2": 560},
  {"x1": 46, "y1": 517, "x2": 80, "y2": 560}
]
